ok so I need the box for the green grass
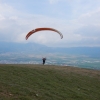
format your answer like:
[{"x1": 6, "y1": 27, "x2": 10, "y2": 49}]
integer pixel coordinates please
[{"x1": 0, "y1": 64, "x2": 100, "y2": 100}]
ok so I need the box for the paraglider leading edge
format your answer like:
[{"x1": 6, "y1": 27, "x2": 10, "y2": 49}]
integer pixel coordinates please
[{"x1": 25, "y1": 27, "x2": 63, "y2": 40}]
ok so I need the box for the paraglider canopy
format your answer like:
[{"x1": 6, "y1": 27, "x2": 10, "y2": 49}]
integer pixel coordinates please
[{"x1": 25, "y1": 27, "x2": 63, "y2": 40}]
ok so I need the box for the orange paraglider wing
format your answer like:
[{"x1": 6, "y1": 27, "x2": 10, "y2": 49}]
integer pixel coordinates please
[{"x1": 25, "y1": 28, "x2": 63, "y2": 40}]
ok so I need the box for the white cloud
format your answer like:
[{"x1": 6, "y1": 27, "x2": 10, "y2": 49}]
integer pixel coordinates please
[
  {"x1": 0, "y1": 14, "x2": 5, "y2": 20},
  {"x1": 0, "y1": 0, "x2": 100, "y2": 47}
]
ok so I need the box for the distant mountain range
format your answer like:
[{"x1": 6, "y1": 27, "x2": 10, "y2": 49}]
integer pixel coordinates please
[{"x1": 0, "y1": 42, "x2": 100, "y2": 57}]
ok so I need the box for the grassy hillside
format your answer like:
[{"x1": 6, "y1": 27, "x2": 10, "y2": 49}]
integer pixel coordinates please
[{"x1": 0, "y1": 64, "x2": 100, "y2": 100}]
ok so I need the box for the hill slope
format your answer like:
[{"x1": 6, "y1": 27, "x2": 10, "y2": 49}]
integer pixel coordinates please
[{"x1": 0, "y1": 64, "x2": 100, "y2": 100}]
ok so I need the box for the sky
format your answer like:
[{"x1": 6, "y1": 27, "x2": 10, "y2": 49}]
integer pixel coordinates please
[{"x1": 0, "y1": 0, "x2": 100, "y2": 47}]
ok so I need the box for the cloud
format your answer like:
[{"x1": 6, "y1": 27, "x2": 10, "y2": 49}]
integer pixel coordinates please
[
  {"x1": 78, "y1": 7, "x2": 100, "y2": 23},
  {"x1": 75, "y1": 8, "x2": 100, "y2": 45},
  {"x1": 0, "y1": 0, "x2": 100, "y2": 47}
]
